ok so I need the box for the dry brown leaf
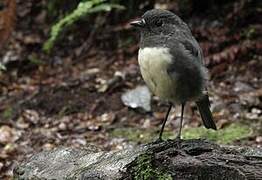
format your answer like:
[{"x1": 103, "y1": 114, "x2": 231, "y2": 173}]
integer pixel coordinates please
[{"x1": 0, "y1": 0, "x2": 16, "y2": 50}]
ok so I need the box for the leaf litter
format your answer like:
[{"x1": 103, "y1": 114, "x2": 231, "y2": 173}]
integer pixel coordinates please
[{"x1": 0, "y1": 0, "x2": 261, "y2": 179}]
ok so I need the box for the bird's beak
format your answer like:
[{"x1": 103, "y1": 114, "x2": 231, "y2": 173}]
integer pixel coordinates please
[{"x1": 130, "y1": 19, "x2": 146, "y2": 28}]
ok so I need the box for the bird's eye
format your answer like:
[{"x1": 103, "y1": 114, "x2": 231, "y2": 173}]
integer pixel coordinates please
[{"x1": 155, "y1": 19, "x2": 163, "y2": 27}]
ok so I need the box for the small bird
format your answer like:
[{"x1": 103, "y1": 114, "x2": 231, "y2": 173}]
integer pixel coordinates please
[{"x1": 131, "y1": 9, "x2": 217, "y2": 141}]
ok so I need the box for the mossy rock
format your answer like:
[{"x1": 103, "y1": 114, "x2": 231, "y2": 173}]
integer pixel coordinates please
[
  {"x1": 128, "y1": 153, "x2": 172, "y2": 180},
  {"x1": 14, "y1": 139, "x2": 262, "y2": 179}
]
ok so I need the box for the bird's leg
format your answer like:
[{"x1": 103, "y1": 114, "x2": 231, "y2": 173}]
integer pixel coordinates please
[
  {"x1": 157, "y1": 103, "x2": 172, "y2": 141},
  {"x1": 176, "y1": 103, "x2": 185, "y2": 139}
]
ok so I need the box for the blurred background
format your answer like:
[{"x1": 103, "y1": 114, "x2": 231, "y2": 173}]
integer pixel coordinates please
[{"x1": 0, "y1": 0, "x2": 261, "y2": 178}]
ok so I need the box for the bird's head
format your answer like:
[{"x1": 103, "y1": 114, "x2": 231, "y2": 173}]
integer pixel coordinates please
[{"x1": 130, "y1": 9, "x2": 183, "y2": 37}]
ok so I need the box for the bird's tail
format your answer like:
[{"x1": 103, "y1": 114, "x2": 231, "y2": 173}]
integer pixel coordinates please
[{"x1": 196, "y1": 94, "x2": 217, "y2": 130}]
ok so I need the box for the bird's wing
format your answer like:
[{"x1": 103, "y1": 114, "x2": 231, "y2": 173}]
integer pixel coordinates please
[
  {"x1": 175, "y1": 37, "x2": 210, "y2": 88},
  {"x1": 165, "y1": 36, "x2": 204, "y2": 68},
  {"x1": 179, "y1": 39, "x2": 199, "y2": 57},
  {"x1": 167, "y1": 27, "x2": 205, "y2": 65},
  {"x1": 179, "y1": 37, "x2": 205, "y2": 65}
]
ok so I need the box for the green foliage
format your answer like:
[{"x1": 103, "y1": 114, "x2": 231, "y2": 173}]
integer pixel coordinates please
[
  {"x1": 183, "y1": 123, "x2": 252, "y2": 144},
  {"x1": 43, "y1": 0, "x2": 124, "y2": 53},
  {"x1": 131, "y1": 154, "x2": 172, "y2": 180},
  {"x1": 47, "y1": 0, "x2": 81, "y2": 19}
]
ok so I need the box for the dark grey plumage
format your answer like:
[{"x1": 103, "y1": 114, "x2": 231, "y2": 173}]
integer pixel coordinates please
[{"x1": 131, "y1": 9, "x2": 217, "y2": 140}]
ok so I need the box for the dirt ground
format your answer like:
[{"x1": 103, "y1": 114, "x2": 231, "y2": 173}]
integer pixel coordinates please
[{"x1": 0, "y1": 0, "x2": 261, "y2": 179}]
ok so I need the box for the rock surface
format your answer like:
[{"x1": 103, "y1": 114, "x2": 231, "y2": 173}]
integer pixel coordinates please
[{"x1": 14, "y1": 139, "x2": 262, "y2": 180}]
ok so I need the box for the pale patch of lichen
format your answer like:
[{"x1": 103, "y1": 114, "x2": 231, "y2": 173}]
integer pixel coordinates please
[{"x1": 182, "y1": 123, "x2": 252, "y2": 144}]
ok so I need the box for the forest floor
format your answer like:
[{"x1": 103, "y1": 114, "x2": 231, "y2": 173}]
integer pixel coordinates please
[{"x1": 0, "y1": 1, "x2": 261, "y2": 179}]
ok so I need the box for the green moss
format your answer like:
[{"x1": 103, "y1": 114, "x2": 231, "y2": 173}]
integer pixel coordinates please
[
  {"x1": 182, "y1": 123, "x2": 252, "y2": 144},
  {"x1": 110, "y1": 128, "x2": 155, "y2": 143},
  {"x1": 2, "y1": 107, "x2": 13, "y2": 120},
  {"x1": 110, "y1": 123, "x2": 252, "y2": 144},
  {"x1": 130, "y1": 154, "x2": 172, "y2": 180},
  {"x1": 110, "y1": 127, "x2": 180, "y2": 143},
  {"x1": 162, "y1": 131, "x2": 176, "y2": 140}
]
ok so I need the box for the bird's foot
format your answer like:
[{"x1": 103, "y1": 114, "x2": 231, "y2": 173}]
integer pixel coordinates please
[
  {"x1": 174, "y1": 135, "x2": 183, "y2": 148},
  {"x1": 151, "y1": 137, "x2": 164, "y2": 144},
  {"x1": 175, "y1": 135, "x2": 181, "y2": 141}
]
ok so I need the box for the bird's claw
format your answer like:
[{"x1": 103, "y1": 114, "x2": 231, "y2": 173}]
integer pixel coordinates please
[{"x1": 151, "y1": 137, "x2": 164, "y2": 144}]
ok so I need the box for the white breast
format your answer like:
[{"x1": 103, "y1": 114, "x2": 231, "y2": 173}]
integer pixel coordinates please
[{"x1": 138, "y1": 47, "x2": 177, "y2": 101}]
